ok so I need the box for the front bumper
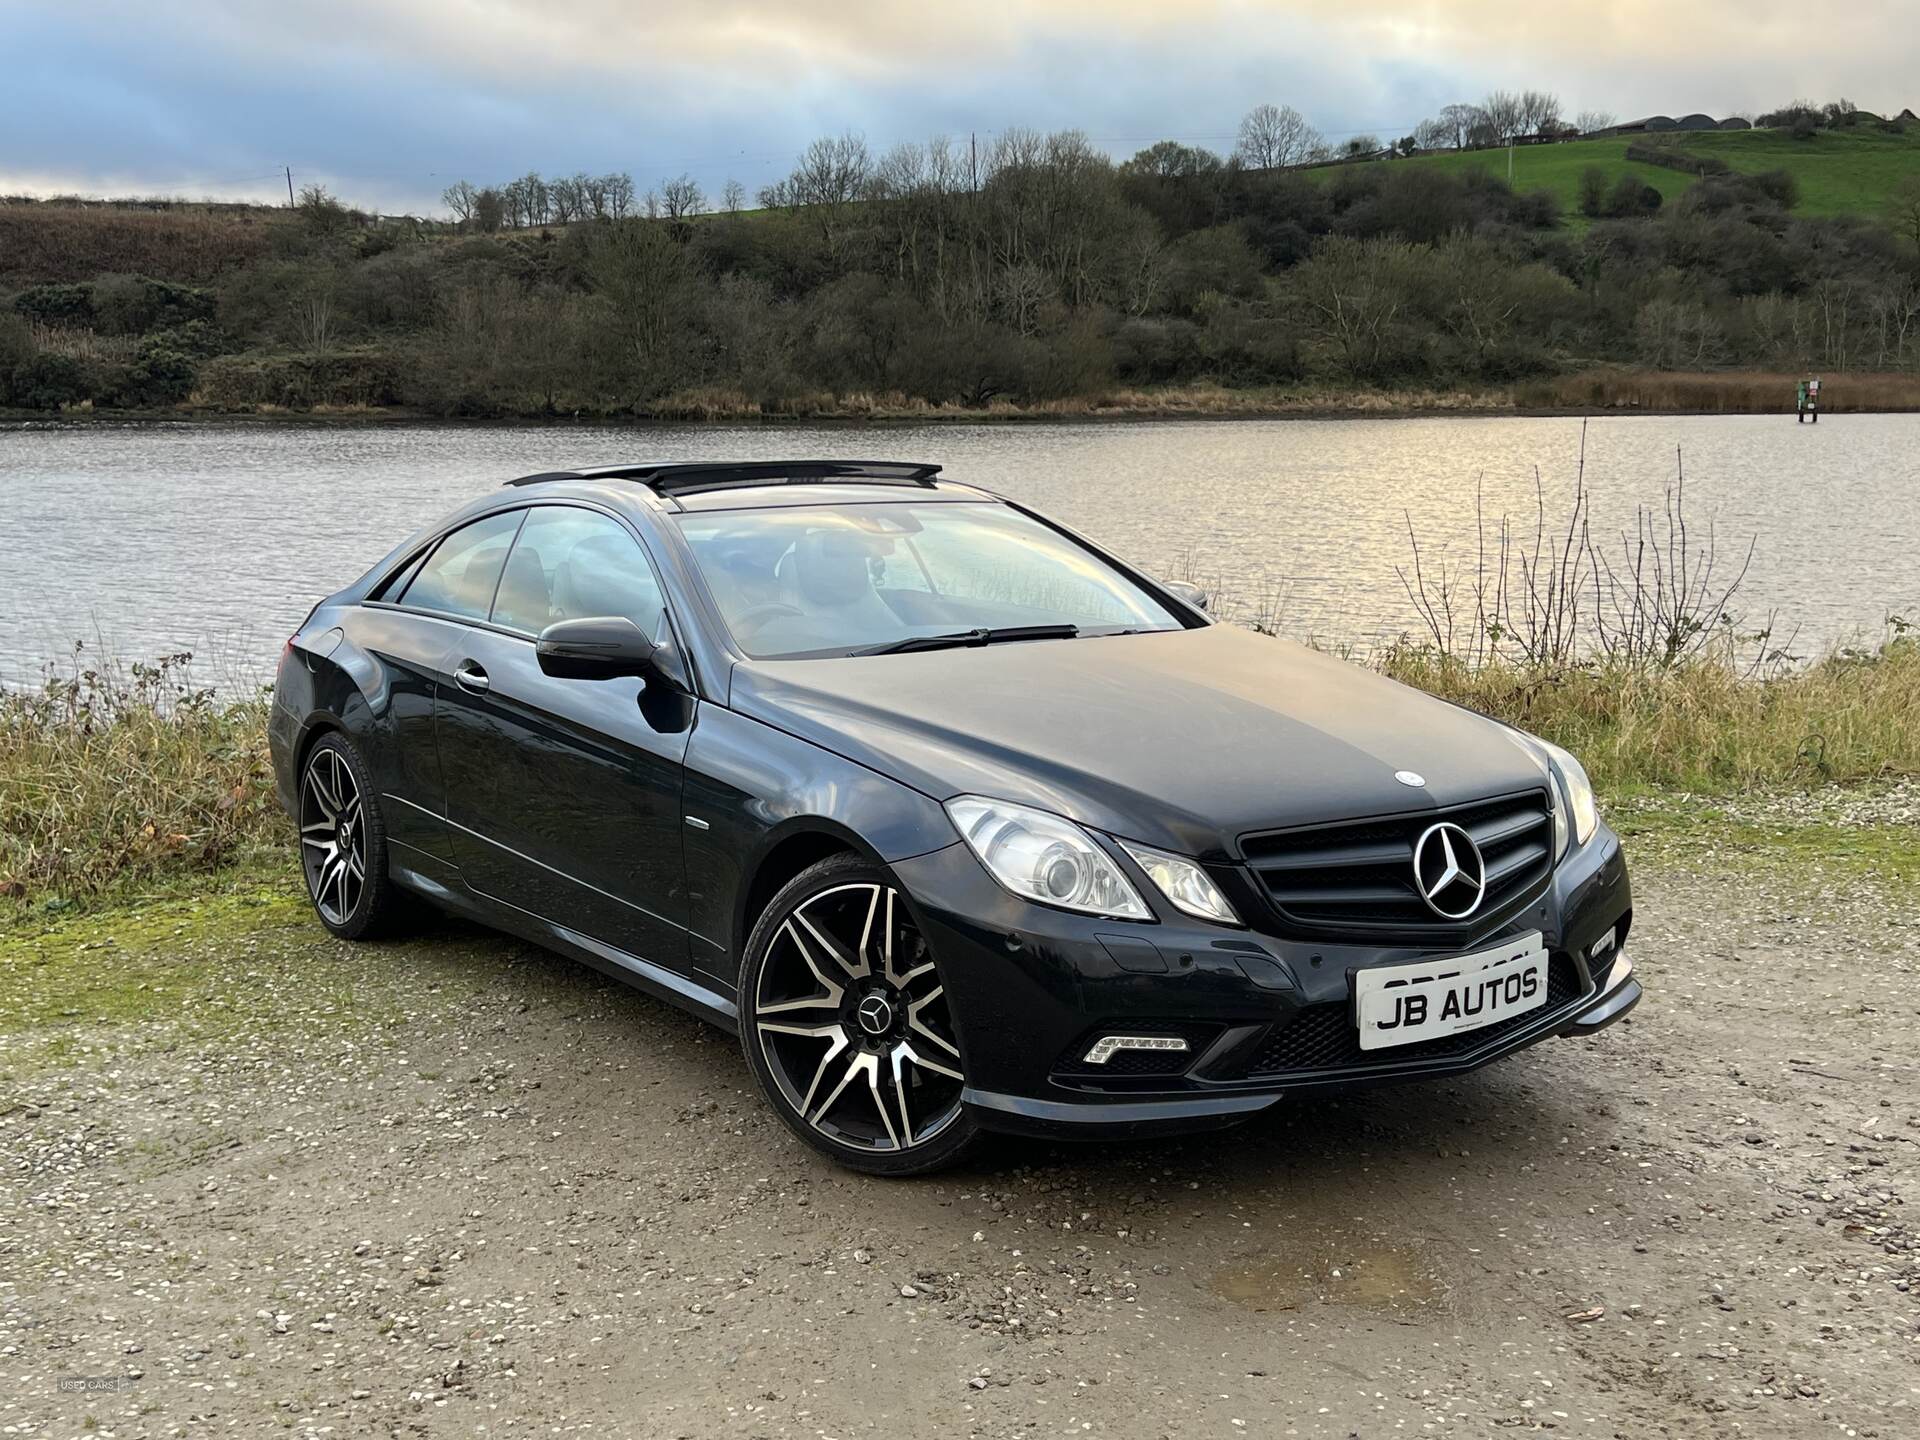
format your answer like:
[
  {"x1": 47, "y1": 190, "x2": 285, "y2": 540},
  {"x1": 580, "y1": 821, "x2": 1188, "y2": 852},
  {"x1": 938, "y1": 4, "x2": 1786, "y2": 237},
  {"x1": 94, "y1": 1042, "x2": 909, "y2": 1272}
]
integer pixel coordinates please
[{"x1": 892, "y1": 824, "x2": 1636, "y2": 1140}]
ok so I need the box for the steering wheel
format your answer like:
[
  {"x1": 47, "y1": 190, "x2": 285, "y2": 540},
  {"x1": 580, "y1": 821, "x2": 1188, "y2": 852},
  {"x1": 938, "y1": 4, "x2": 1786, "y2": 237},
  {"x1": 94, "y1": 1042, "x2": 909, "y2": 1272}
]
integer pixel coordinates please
[{"x1": 731, "y1": 602, "x2": 805, "y2": 638}]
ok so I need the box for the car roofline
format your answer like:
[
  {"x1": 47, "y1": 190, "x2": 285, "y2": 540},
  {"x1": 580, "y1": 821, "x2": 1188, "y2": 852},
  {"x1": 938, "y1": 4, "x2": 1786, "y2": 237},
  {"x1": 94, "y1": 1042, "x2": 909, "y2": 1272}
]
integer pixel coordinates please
[{"x1": 505, "y1": 459, "x2": 942, "y2": 503}]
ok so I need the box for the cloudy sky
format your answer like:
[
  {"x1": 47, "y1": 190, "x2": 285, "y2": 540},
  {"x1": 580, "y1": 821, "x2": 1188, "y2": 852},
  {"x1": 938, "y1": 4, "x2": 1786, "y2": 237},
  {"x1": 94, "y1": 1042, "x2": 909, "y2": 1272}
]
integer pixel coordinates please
[{"x1": 3, "y1": 0, "x2": 1914, "y2": 213}]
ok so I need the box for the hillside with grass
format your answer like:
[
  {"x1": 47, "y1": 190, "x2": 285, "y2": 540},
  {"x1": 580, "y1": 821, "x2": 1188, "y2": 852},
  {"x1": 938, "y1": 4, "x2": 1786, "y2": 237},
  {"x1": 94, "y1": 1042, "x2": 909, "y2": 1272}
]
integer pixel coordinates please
[
  {"x1": 1396, "y1": 126, "x2": 1920, "y2": 222},
  {"x1": 2, "y1": 117, "x2": 1918, "y2": 420}
]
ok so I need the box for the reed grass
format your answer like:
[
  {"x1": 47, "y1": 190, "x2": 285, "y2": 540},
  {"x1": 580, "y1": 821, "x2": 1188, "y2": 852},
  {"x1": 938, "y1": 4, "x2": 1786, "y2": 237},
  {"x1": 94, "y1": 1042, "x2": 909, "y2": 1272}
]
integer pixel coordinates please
[
  {"x1": 1516, "y1": 370, "x2": 1920, "y2": 413},
  {"x1": 1379, "y1": 632, "x2": 1920, "y2": 794},
  {"x1": 1, "y1": 649, "x2": 277, "y2": 907}
]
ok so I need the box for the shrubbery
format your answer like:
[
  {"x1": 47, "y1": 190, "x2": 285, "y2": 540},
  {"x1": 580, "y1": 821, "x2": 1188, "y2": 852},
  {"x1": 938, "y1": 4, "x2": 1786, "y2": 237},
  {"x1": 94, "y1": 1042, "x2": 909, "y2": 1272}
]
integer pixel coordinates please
[
  {"x1": 3, "y1": 128, "x2": 1918, "y2": 416},
  {"x1": 1624, "y1": 143, "x2": 1731, "y2": 177}
]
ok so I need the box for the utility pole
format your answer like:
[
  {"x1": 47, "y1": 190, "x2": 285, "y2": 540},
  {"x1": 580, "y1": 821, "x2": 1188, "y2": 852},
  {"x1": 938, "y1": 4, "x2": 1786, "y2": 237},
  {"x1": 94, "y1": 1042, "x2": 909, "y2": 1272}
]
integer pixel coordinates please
[
  {"x1": 1507, "y1": 142, "x2": 1514, "y2": 183},
  {"x1": 286, "y1": 167, "x2": 295, "y2": 207}
]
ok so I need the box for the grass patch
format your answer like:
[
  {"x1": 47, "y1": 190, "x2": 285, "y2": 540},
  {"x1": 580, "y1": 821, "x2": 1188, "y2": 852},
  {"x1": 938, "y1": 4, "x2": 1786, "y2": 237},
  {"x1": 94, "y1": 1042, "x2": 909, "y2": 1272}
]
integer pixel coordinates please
[
  {"x1": 0, "y1": 871, "x2": 515, "y2": 1088},
  {"x1": 1381, "y1": 637, "x2": 1920, "y2": 795},
  {"x1": 0, "y1": 881, "x2": 307, "y2": 1032},
  {"x1": 1608, "y1": 792, "x2": 1920, "y2": 888},
  {"x1": 1405, "y1": 136, "x2": 1695, "y2": 218},
  {"x1": 1389, "y1": 126, "x2": 1920, "y2": 221}
]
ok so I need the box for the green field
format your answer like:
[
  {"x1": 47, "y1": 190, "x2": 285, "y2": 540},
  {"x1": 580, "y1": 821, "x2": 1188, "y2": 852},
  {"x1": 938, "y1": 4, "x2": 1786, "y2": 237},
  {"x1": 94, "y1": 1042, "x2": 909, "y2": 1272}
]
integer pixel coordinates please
[{"x1": 1391, "y1": 126, "x2": 1920, "y2": 221}]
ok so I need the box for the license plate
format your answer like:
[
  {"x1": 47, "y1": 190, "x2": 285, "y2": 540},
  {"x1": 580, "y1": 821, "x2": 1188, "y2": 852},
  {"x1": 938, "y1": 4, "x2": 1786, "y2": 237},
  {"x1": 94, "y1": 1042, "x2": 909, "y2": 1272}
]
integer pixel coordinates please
[{"x1": 1354, "y1": 933, "x2": 1548, "y2": 1051}]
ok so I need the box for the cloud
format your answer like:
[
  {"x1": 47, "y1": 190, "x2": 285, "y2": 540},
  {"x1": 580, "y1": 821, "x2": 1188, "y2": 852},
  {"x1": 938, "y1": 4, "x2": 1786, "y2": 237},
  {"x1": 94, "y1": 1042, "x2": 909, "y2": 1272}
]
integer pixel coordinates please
[{"x1": 2, "y1": 1, "x2": 1913, "y2": 212}]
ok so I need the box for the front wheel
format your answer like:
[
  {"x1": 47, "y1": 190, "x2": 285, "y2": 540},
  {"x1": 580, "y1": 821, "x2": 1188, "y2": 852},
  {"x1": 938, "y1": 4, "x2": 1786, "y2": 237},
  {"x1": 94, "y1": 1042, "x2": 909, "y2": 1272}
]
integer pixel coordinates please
[
  {"x1": 297, "y1": 732, "x2": 407, "y2": 940},
  {"x1": 739, "y1": 854, "x2": 981, "y2": 1175}
]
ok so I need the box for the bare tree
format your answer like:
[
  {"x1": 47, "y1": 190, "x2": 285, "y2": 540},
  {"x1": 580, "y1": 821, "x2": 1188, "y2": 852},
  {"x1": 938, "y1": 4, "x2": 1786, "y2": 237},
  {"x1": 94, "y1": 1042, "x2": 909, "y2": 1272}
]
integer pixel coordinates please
[
  {"x1": 1516, "y1": 90, "x2": 1562, "y2": 135},
  {"x1": 603, "y1": 172, "x2": 636, "y2": 219},
  {"x1": 1418, "y1": 103, "x2": 1484, "y2": 151},
  {"x1": 721, "y1": 178, "x2": 746, "y2": 213},
  {"x1": 441, "y1": 180, "x2": 478, "y2": 225},
  {"x1": 1290, "y1": 236, "x2": 1415, "y2": 380},
  {"x1": 548, "y1": 172, "x2": 589, "y2": 223},
  {"x1": 790, "y1": 133, "x2": 872, "y2": 210},
  {"x1": 1573, "y1": 109, "x2": 1616, "y2": 135},
  {"x1": 502, "y1": 172, "x2": 549, "y2": 228},
  {"x1": 1480, "y1": 91, "x2": 1527, "y2": 142},
  {"x1": 1234, "y1": 103, "x2": 1321, "y2": 169},
  {"x1": 291, "y1": 272, "x2": 340, "y2": 354},
  {"x1": 788, "y1": 132, "x2": 872, "y2": 248},
  {"x1": 580, "y1": 173, "x2": 609, "y2": 218},
  {"x1": 660, "y1": 173, "x2": 706, "y2": 221}
]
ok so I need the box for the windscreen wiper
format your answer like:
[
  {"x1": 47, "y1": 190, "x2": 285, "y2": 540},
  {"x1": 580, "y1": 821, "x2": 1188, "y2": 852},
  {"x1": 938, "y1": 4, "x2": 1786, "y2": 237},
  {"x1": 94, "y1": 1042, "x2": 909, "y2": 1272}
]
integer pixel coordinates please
[{"x1": 858, "y1": 624, "x2": 1081, "y2": 656}]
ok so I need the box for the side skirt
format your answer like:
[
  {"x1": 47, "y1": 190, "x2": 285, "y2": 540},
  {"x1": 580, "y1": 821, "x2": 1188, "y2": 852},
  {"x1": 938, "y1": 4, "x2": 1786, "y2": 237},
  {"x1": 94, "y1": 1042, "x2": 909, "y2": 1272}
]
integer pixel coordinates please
[{"x1": 388, "y1": 844, "x2": 738, "y2": 1034}]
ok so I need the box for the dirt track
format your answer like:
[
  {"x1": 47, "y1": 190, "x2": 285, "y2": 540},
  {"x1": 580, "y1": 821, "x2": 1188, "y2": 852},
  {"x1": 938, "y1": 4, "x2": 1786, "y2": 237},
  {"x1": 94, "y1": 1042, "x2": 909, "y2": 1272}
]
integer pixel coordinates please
[{"x1": 3, "y1": 858, "x2": 1917, "y2": 1438}]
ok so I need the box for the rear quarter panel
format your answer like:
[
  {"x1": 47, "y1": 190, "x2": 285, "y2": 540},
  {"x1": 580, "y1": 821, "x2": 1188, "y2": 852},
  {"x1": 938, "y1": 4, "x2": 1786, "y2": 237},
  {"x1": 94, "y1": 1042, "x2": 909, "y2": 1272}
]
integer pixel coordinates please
[{"x1": 280, "y1": 604, "x2": 451, "y2": 859}]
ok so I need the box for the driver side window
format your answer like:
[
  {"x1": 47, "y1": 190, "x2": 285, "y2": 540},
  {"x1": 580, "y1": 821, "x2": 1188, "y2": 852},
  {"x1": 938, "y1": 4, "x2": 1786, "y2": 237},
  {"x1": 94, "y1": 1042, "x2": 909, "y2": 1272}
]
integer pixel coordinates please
[{"x1": 489, "y1": 508, "x2": 666, "y2": 636}]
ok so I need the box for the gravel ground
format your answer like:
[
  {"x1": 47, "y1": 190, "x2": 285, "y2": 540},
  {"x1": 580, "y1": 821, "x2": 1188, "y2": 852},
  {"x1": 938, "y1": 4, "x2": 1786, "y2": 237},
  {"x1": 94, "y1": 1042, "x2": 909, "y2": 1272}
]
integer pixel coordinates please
[{"x1": 3, "y1": 830, "x2": 1917, "y2": 1438}]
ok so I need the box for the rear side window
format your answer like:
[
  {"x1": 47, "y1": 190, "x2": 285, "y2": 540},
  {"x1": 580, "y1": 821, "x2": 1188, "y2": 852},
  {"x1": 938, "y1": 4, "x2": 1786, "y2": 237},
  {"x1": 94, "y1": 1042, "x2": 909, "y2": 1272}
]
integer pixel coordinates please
[
  {"x1": 370, "y1": 547, "x2": 429, "y2": 602},
  {"x1": 489, "y1": 507, "x2": 666, "y2": 635},
  {"x1": 399, "y1": 511, "x2": 525, "y2": 621}
]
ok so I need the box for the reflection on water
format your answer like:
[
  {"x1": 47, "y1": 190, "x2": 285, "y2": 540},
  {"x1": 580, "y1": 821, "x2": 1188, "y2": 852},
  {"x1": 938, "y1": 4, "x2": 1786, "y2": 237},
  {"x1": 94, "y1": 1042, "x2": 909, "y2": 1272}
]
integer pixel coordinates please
[{"x1": 3, "y1": 414, "x2": 1916, "y2": 689}]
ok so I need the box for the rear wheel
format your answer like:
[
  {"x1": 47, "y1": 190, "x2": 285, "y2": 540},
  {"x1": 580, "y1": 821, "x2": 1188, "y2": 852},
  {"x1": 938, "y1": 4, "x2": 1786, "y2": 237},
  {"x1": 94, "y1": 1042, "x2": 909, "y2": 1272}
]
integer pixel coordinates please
[
  {"x1": 739, "y1": 853, "x2": 980, "y2": 1175},
  {"x1": 298, "y1": 733, "x2": 406, "y2": 940}
]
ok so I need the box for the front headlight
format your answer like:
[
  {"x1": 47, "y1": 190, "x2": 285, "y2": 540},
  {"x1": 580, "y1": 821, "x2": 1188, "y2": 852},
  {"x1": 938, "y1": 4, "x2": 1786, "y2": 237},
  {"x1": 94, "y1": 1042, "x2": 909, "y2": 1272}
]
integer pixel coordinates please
[
  {"x1": 945, "y1": 796, "x2": 1150, "y2": 919},
  {"x1": 1536, "y1": 739, "x2": 1599, "y2": 852},
  {"x1": 1119, "y1": 840, "x2": 1242, "y2": 926}
]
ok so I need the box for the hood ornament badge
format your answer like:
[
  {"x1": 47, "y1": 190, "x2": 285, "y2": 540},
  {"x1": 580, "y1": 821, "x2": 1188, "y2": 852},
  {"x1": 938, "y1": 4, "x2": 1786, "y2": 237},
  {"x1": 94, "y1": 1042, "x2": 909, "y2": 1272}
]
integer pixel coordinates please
[
  {"x1": 1393, "y1": 770, "x2": 1426, "y2": 788},
  {"x1": 1412, "y1": 822, "x2": 1487, "y2": 919}
]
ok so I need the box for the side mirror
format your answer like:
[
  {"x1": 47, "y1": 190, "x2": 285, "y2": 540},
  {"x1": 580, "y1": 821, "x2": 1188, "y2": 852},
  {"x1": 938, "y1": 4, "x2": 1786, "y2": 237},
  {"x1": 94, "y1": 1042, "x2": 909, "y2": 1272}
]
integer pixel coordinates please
[
  {"x1": 1164, "y1": 580, "x2": 1209, "y2": 612},
  {"x1": 536, "y1": 615, "x2": 658, "y2": 681}
]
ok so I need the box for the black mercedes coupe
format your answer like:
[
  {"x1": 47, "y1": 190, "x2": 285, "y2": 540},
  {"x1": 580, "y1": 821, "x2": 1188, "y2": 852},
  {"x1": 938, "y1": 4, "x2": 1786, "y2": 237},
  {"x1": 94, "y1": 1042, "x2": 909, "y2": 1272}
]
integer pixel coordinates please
[{"x1": 268, "y1": 460, "x2": 1639, "y2": 1174}]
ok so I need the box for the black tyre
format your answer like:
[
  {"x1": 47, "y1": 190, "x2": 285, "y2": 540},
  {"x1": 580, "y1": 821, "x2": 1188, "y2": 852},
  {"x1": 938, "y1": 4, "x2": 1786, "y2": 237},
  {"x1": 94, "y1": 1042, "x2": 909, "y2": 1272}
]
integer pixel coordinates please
[
  {"x1": 739, "y1": 853, "x2": 981, "y2": 1176},
  {"x1": 297, "y1": 732, "x2": 407, "y2": 941}
]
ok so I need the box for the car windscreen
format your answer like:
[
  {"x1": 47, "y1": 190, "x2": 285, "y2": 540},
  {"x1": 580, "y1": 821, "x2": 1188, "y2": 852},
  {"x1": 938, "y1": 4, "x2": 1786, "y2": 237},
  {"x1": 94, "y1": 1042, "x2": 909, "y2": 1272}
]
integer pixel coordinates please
[{"x1": 675, "y1": 502, "x2": 1182, "y2": 659}]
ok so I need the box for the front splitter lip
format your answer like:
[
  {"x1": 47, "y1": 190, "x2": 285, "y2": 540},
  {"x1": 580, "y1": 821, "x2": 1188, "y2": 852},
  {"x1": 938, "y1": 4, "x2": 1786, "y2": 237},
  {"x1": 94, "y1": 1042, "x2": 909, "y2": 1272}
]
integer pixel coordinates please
[
  {"x1": 1557, "y1": 951, "x2": 1641, "y2": 1036},
  {"x1": 960, "y1": 948, "x2": 1643, "y2": 1140},
  {"x1": 962, "y1": 1086, "x2": 1279, "y2": 1139}
]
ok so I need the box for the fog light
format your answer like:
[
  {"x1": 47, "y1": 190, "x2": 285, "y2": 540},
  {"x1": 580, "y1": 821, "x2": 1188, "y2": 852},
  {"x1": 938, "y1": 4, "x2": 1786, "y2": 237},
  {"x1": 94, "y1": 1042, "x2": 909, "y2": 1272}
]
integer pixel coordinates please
[
  {"x1": 1587, "y1": 929, "x2": 1617, "y2": 962},
  {"x1": 1082, "y1": 1034, "x2": 1191, "y2": 1066}
]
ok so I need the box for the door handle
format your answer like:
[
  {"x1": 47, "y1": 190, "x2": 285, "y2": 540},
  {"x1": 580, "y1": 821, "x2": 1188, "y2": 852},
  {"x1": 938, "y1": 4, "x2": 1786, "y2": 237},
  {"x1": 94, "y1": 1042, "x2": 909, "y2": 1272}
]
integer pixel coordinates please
[{"x1": 453, "y1": 660, "x2": 490, "y2": 694}]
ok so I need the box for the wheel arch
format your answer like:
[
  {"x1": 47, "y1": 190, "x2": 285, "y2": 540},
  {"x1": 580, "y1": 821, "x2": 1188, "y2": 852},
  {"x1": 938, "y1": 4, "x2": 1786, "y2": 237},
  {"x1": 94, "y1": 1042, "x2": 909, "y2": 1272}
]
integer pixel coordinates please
[
  {"x1": 292, "y1": 713, "x2": 346, "y2": 778},
  {"x1": 735, "y1": 821, "x2": 876, "y2": 961}
]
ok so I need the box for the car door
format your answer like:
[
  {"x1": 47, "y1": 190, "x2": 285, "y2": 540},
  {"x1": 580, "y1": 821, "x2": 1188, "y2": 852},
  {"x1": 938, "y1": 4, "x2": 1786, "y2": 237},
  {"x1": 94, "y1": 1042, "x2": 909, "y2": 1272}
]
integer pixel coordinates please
[
  {"x1": 359, "y1": 508, "x2": 528, "y2": 861},
  {"x1": 433, "y1": 504, "x2": 694, "y2": 972}
]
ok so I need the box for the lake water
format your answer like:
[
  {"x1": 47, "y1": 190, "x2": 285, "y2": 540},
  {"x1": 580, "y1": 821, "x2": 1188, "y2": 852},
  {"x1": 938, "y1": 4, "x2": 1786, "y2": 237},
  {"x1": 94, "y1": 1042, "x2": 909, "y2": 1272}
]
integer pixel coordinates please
[{"x1": 3, "y1": 414, "x2": 1916, "y2": 691}]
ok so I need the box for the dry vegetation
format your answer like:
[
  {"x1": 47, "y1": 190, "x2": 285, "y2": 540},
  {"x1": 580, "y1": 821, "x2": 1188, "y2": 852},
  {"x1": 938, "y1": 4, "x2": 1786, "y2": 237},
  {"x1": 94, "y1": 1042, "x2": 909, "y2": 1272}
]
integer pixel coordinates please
[
  {"x1": 0, "y1": 202, "x2": 281, "y2": 285},
  {"x1": 1518, "y1": 369, "x2": 1920, "y2": 412},
  {"x1": 1382, "y1": 638, "x2": 1919, "y2": 794},
  {"x1": 0, "y1": 652, "x2": 276, "y2": 906}
]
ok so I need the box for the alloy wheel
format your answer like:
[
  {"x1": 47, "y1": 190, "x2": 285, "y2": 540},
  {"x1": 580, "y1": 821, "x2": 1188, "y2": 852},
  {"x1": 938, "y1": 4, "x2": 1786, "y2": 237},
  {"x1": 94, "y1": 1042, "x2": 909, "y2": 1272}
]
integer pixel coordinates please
[
  {"x1": 300, "y1": 745, "x2": 367, "y2": 927},
  {"x1": 753, "y1": 882, "x2": 965, "y2": 1153}
]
